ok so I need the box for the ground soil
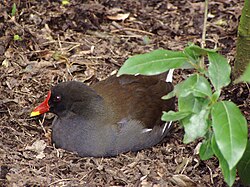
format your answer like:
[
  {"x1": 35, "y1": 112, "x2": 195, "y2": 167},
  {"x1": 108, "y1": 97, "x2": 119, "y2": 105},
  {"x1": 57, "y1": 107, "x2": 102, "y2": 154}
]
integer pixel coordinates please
[{"x1": 0, "y1": 0, "x2": 249, "y2": 186}]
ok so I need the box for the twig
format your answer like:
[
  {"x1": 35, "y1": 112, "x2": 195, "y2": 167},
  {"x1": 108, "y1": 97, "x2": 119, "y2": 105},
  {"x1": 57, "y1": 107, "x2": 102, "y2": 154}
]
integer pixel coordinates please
[
  {"x1": 41, "y1": 40, "x2": 84, "y2": 45},
  {"x1": 111, "y1": 27, "x2": 154, "y2": 36},
  {"x1": 48, "y1": 178, "x2": 80, "y2": 186},
  {"x1": 180, "y1": 157, "x2": 190, "y2": 174},
  {"x1": 245, "y1": 82, "x2": 250, "y2": 94},
  {"x1": 38, "y1": 114, "x2": 47, "y2": 135},
  {"x1": 57, "y1": 34, "x2": 62, "y2": 50},
  {"x1": 111, "y1": 21, "x2": 135, "y2": 36},
  {"x1": 200, "y1": 0, "x2": 209, "y2": 69},
  {"x1": 111, "y1": 21, "x2": 149, "y2": 38},
  {"x1": 201, "y1": 0, "x2": 209, "y2": 48},
  {"x1": 206, "y1": 165, "x2": 214, "y2": 184}
]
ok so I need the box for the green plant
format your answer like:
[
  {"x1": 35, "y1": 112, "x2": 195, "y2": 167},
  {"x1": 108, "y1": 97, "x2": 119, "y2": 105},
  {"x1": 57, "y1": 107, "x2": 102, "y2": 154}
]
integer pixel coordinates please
[
  {"x1": 62, "y1": 0, "x2": 70, "y2": 5},
  {"x1": 117, "y1": 44, "x2": 249, "y2": 186},
  {"x1": 13, "y1": 34, "x2": 22, "y2": 41},
  {"x1": 11, "y1": 3, "x2": 17, "y2": 17}
]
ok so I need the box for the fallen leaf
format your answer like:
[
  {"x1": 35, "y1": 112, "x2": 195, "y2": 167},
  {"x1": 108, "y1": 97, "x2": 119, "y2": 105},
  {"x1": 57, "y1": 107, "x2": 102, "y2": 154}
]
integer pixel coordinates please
[
  {"x1": 107, "y1": 13, "x2": 130, "y2": 21},
  {"x1": 2, "y1": 59, "x2": 9, "y2": 67},
  {"x1": 25, "y1": 140, "x2": 46, "y2": 159},
  {"x1": 170, "y1": 174, "x2": 197, "y2": 187}
]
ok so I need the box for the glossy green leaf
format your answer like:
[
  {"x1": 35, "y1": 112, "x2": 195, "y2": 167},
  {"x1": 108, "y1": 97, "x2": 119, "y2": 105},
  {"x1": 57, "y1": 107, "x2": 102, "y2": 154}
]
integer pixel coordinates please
[
  {"x1": 162, "y1": 90, "x2": 175, "y2": 100},
  {"x1": 117, "y1": 49, "x2": 188, "y2": 76},
  {"x1": 211, "y1": 136, "x2": 236, "y2": 186},
  {"x1": 186, "y1": 44, "x2": 217, "y2": 54},
  {"x1": 183, "y1": 109, "x2": 209, "y2": 143},
  {"x1": 208, "y1": 52, "x2": 231, "y2": 91},
  {"x1": 183, "y1": 47, "x2": 201, "y2": 67},
  {"x1": 200, "y1": 138, "x2": 214, "y2": 160},
  {"x1": 178, "y1": 94, "x2": 210, "y2": 113},
  {"x1": 175, "y1": 74, "x2": 212, "y2": 98},
  {"x1": 184, "y1": 45, "x2": 216, "y2": 62},
  {"x1": 211, "y1": 91, "x2": 220, "y2": 103},
  {"x1": 161, "y1": 111, "x2": 192, "y2": 122},
  {"x1": 212, "y1": 101, "x2": 248, "y2": 169},
  {"x1": 237, "y1": 140, "x2": 250, "y2": 185}
]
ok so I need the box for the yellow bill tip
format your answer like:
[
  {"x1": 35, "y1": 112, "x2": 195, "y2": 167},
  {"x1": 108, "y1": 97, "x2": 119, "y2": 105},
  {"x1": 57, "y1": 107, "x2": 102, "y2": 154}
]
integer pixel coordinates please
[{"x1": 30, "y1": 111, "x2": 41, "y2": 117}]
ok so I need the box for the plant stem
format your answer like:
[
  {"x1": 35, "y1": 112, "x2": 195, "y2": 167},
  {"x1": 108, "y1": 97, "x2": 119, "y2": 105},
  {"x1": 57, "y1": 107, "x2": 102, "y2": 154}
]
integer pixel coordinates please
[
  {"x1": 200, "y1": 0, "x2": 209, "y2": 70},
  {"x1": 201, "y1": 0, "x2": 209, "y2": 49}
]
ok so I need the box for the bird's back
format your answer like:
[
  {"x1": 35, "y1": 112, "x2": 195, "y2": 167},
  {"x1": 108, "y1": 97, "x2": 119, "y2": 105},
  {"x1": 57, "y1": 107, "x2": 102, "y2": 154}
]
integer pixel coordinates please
[{"x1": 91, "y1": 74, "x2": 175, "y2": 129}]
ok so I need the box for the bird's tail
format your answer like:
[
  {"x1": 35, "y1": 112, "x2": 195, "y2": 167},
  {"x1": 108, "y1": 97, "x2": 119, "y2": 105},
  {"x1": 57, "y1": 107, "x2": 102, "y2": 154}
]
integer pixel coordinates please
[
  {"x1": 166, "y1": 69, "x2": 174, "y2": 83},
  {"x1": 156, "y1": 69, "x2": 174, "y2": 83},
  {"x1": 162, "y1": 68, "x2": 175, "y2": 136}
]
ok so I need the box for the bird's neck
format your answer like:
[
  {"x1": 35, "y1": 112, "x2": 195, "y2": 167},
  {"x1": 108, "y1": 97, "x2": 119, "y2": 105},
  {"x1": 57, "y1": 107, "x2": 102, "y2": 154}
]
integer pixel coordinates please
[{"x1": 71, "y1": 94, "x2": 106, "y2": 120}]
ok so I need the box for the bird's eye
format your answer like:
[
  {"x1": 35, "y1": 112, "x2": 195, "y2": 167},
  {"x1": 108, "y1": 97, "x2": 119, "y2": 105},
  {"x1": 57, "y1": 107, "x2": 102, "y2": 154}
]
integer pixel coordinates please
[{"x1": 53, "y1": 95, "x2": 61, "y2": 103}]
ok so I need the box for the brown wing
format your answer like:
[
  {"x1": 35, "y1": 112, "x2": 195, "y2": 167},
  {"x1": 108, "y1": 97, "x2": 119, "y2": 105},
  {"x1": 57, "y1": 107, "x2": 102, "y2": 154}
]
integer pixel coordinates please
[{"x1": 90, "y1": 74, "x2": 175, "y2": 129}]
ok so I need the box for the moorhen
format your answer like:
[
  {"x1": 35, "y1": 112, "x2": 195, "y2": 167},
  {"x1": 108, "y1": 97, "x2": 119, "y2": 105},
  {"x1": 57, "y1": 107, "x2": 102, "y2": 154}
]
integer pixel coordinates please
[{"x1": 31, "y1": 73, "x2": 175, "y2": 157}]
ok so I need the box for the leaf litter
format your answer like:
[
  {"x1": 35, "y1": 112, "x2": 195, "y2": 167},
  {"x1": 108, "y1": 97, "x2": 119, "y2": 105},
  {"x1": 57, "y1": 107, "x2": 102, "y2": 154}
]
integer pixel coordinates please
[{"x1": 0, "y1": 0, "x2": 248, "y2": 186}]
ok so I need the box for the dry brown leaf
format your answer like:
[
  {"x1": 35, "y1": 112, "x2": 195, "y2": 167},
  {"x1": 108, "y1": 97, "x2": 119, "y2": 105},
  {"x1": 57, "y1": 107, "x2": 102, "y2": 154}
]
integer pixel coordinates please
[
  {"x1": 107, "y1": 13, "x2": 130, "y2": 21},
  {"x1": 170, "y1": 174, "x2": 197, "y2": 187},
  {"x1": 25, "y1": 140, "x2": 46, "y2": 159}
]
